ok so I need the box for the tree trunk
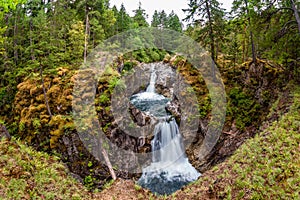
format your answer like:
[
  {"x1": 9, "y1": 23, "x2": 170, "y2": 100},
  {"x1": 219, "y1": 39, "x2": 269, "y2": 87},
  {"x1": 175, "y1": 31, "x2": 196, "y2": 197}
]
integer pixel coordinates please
[
  {"x1": 13, "y1": 12, "x2": 18, "y2": 65},
  {"x1": 95, "y1": 51, "x2": 117, "y2": 180},
  {"x1": 30, "y1": 19, "x2": 35, "y2": 61},
  {"x1": 205, "y1": 0, "x2": 216, "y2": 80},
  {"x1": 84, "y1": 7, "x2": 89, "y2": 63},
  {"x1": 290, "y1": 0, "x2": 300, "y2": 34},
  {"x1": 249, "y1": 31, "x2": 256, "y2": 63},
  {"x1": 100, "y1": 142, "x2": 117, "y2": 180},
  {"x1": 244, "y1": 0, "x2": 256, "y2": 63},
  {"x1": 40, "y1": 65, "x2": 52, "y2": 119},
  {"x1": 216, "y1": 40, "x2": 219, "y2": 61},
  {"x1": 242, "y1": 25, "x2": 246, "y2": 63},
  {"x1": 3, "y1": 15, "x2": 9, "y2": 68}
]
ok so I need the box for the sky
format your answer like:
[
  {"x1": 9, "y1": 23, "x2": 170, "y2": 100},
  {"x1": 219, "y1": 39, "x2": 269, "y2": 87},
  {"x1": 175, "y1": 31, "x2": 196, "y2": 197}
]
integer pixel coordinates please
[{"x1": 109, "y1": 0, "x2": 234, "y2": 25}]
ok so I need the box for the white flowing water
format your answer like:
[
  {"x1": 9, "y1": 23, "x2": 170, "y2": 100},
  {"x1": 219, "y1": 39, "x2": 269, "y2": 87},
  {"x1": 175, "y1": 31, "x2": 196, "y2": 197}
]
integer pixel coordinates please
[
  {"x1": 130, "y1": 64, "x2": 200, "y2": 195},
  {"x1": 146, "y1": 65, "x2": 157, "y2": 93}
]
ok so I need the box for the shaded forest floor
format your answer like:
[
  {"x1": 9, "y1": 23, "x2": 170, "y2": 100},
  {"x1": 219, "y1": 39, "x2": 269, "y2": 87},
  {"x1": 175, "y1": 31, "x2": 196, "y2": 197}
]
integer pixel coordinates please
[{"x1": 0, "y1": 83, "x2": 299, "y2": 200}]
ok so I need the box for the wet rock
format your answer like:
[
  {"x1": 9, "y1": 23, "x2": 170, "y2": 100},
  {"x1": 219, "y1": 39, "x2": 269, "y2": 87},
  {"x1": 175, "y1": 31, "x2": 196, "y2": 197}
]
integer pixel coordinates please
[
  {"x1": 138, "y1": 62, "x2": 176, "y2": 98},
  {"x1": 138, "y1": 172, "x2": 191, "y2": 195},
  {"x1": 129, "y1": 103, "x2": 151, "y2": 126},
  {"x1": 165, "y1": 98, "x2": 181, "y2": 124}
]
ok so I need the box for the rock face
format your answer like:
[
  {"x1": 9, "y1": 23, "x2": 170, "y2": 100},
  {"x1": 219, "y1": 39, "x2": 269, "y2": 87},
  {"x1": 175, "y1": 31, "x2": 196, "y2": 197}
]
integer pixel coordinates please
[
  {"x1": 129, "y1": 103, "x2": 151, "y2": 126},
  {"x1": 165, "y1": 98, "x2": 181, "y2": 124},
  {"x1": 111, "y1": 62, "x2": 180, "y2": 152},
  {"x1": 0, "y1": 124, "x2": 11, "y2": 140}
]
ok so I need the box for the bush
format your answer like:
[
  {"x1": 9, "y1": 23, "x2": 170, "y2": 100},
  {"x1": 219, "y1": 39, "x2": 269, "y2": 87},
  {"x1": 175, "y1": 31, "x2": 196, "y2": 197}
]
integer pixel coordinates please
[{"x1": 227, "y1": 87, "x2": 261, "y2": 129}]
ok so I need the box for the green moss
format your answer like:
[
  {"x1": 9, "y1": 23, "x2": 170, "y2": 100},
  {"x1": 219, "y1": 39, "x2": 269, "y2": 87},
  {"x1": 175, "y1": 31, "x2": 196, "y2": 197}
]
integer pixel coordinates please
[
  {"x1": 84, "y1": 175, "x2": 96, "y2": 190},
  {"x1": 124, "y1": 48, "x2": 166, "y2": 64},
  {"x1": 198, "y1": 96, "x2": 211, "y2": 118}
]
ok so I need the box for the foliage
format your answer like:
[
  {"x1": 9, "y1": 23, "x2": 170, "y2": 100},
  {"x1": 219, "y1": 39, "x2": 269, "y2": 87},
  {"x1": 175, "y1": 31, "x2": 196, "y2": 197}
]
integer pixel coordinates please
[
  {"x1": 221, "y1": 84, "x2": 300, "y2": 199},
  {"x1": 184, "y1": 0, "x2": 226, "y2": 61},
  {"x1": 0, "y1": 137, "x2": 91, "y2": 199},
  {"x1": 0, "y1": 0, "x2": 300, "y2": 198},
  {"x1": 125, "y1": 48, "x2": 167, "y2": 63},
  {"x1": 132, "y1": 1, "x2": 149, "y2": 28},
  {"x1": 112, "y1": 4, "x2": 134, "y2": 33},
  {"x1": 227, "y1": 86, "x2": 261, "y2": 129},
  {"x1": 151, "y1": 10, "x2": 182, "y2": 32}
]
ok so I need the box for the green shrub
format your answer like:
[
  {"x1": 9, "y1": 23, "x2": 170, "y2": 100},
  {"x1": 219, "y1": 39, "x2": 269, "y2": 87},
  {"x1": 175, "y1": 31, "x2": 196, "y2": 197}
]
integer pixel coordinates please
[{"x1": 227, "y1": 87, "x2": 261, "y2": 129}]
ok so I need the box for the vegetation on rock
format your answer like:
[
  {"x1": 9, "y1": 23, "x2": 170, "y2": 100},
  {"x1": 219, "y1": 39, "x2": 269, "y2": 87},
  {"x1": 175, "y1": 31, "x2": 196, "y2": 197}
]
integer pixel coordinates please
[{"x1": 0, "y1": 0, "x2": 299, "y2": 198}]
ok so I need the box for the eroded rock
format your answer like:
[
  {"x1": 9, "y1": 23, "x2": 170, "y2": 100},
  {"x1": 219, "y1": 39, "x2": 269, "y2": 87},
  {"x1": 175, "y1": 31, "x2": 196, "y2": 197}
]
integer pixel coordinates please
[{"x1": 0, "y1": 124, "x2": 11, "y2": 140}]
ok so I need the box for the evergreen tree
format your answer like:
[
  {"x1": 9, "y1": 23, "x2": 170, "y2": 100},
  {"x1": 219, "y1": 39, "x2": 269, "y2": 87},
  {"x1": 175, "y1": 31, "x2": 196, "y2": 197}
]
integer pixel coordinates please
[
  {"x1": 0, "y1": 0, "x2": 25, "y2": 53},
  {"x1": 151, "y1": 10, "x2": 160, "y2": 27},
  {"x1": 158, "y1": 10, "x2": 168, "y2": 28},
  {"x1": 114, "y1": 3, "x2": 133, "y2": 33},
  {"x1": 76, "y1": 0, "x2": 116, "y2": 51},
  {"x1": 0, "y1": 0, "x2": 26, "y2": 111},
  {"x1": 151, "y1": 10, "x2": 182, "y2": 32},
  {"x1": 184, "y1": 0, "x2": 225, "y2": 62},
  {"x1": 231, "y1": 0, "x2": 262, "y2": 63},
  {"x1": 167, "y1": 11, "x2": 183, "y2": 32},
  {"x1": 132, "y1": 1, "x2": 149, "y2": 27}
]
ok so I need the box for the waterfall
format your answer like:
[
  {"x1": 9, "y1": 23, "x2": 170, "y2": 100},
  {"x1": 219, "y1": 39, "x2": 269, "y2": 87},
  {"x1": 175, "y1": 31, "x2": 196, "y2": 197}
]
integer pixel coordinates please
[
  {"x1": 130, "y1": 64, "x2": 200, "y2": 195},
  {"x1": 152, "y1": 118, "x2": 185, "y2": 163},
  {"x1": 146, "y1": 65, "x2": 157, "y2": 93}
]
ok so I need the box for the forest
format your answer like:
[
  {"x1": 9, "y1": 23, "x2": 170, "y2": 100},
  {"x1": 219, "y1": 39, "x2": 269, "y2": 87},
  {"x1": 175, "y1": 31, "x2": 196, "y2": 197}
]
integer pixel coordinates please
[{"x1": 0, "y1": 0, "x2": 299, "y2": 199}]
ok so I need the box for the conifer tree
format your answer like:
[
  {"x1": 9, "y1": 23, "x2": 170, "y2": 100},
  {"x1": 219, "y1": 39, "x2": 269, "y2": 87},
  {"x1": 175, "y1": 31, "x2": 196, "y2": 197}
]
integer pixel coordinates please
[
  {"x1": 151, "y1": 10, "x2": 160, "y2": 27},
  {"x1": 114, "y1": 3, "x2": 133, "y2": 33},
  {"x1": 184, "y1": 0, "x2": 225, "y2": 73},
  {"x1": 132, "y1": 1, "x2": 149, "y2": 27},
  {"x1": 167, "y1": 11, "x2": 183, "y2": 32}
]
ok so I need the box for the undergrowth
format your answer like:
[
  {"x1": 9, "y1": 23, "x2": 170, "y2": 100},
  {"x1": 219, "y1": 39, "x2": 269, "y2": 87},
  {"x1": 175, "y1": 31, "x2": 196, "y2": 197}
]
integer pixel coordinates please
[
  {"x1": 169, "y1": 83, "x2": 299, "y2": 200},
  {"x1": 224, "y1": 84, "x2": 300, "y2": 199},
  {"x1": 0, "y1": 138, "x2": 90, "y2": 200}
]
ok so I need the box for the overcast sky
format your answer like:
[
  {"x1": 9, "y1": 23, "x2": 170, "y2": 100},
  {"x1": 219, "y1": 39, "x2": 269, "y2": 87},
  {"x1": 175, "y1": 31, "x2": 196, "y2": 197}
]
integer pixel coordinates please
[{"x1": 109, "y1": 0, "x2": 234, "y2": 25}]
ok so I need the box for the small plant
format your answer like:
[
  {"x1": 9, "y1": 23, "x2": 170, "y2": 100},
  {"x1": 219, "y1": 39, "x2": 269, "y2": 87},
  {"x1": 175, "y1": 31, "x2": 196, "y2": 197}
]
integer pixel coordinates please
[
  {"x1": 84, "y1": 175, "x2": 95, "y2": 190},
  {"x1": 123, "y1": 61, "x2": 135, "y2": 72},
  {"x1": 87, "y1": 161, "x2": 93, "y2": 168},
  {"x1": 102, "y1": 179, "x2": 115, "y2": 190},
  {"x1": 102, "y1": 122, "x2": 111, "y2": 132},
  {"x1": 19, "y1": 121, "x2": 25, "y2": 132},
  {"x1": 32, "y1": 118, "x2": 41, "y2": 130},
  {"x1": 99, "y1": 93, "x2": 110, "y2": 104},
  {"x1": 137, "y1": 193, "x2": 144, "y2": 199},
  {"x1": 134, "y1": 184, "x2": 142, "y2": 191},
  {"x1": 227, "y1": 86, "x2": 261, "y2": 129},
  {"x1": 0, "y1": 138, "x2": 90, "y2": 199}
]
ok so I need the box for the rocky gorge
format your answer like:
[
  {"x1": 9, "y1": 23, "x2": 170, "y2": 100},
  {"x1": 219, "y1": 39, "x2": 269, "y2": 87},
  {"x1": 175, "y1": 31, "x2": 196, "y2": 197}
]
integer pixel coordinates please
[{"x1": 4, "y1": 53, "x2": 287, "y2": 192}]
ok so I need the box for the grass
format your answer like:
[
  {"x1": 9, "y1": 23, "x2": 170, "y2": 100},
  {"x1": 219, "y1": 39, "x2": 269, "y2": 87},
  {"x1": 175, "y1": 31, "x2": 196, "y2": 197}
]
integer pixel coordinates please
[
  {"x1": 172, "y1": 84, "x2": 300, "y2": 200},
  {"x1": 224, "y1": 85, "x2": 300, "y2": 199},
  {"x1": 0, "y1": 137, "x2": 91, "y2": 200}
]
